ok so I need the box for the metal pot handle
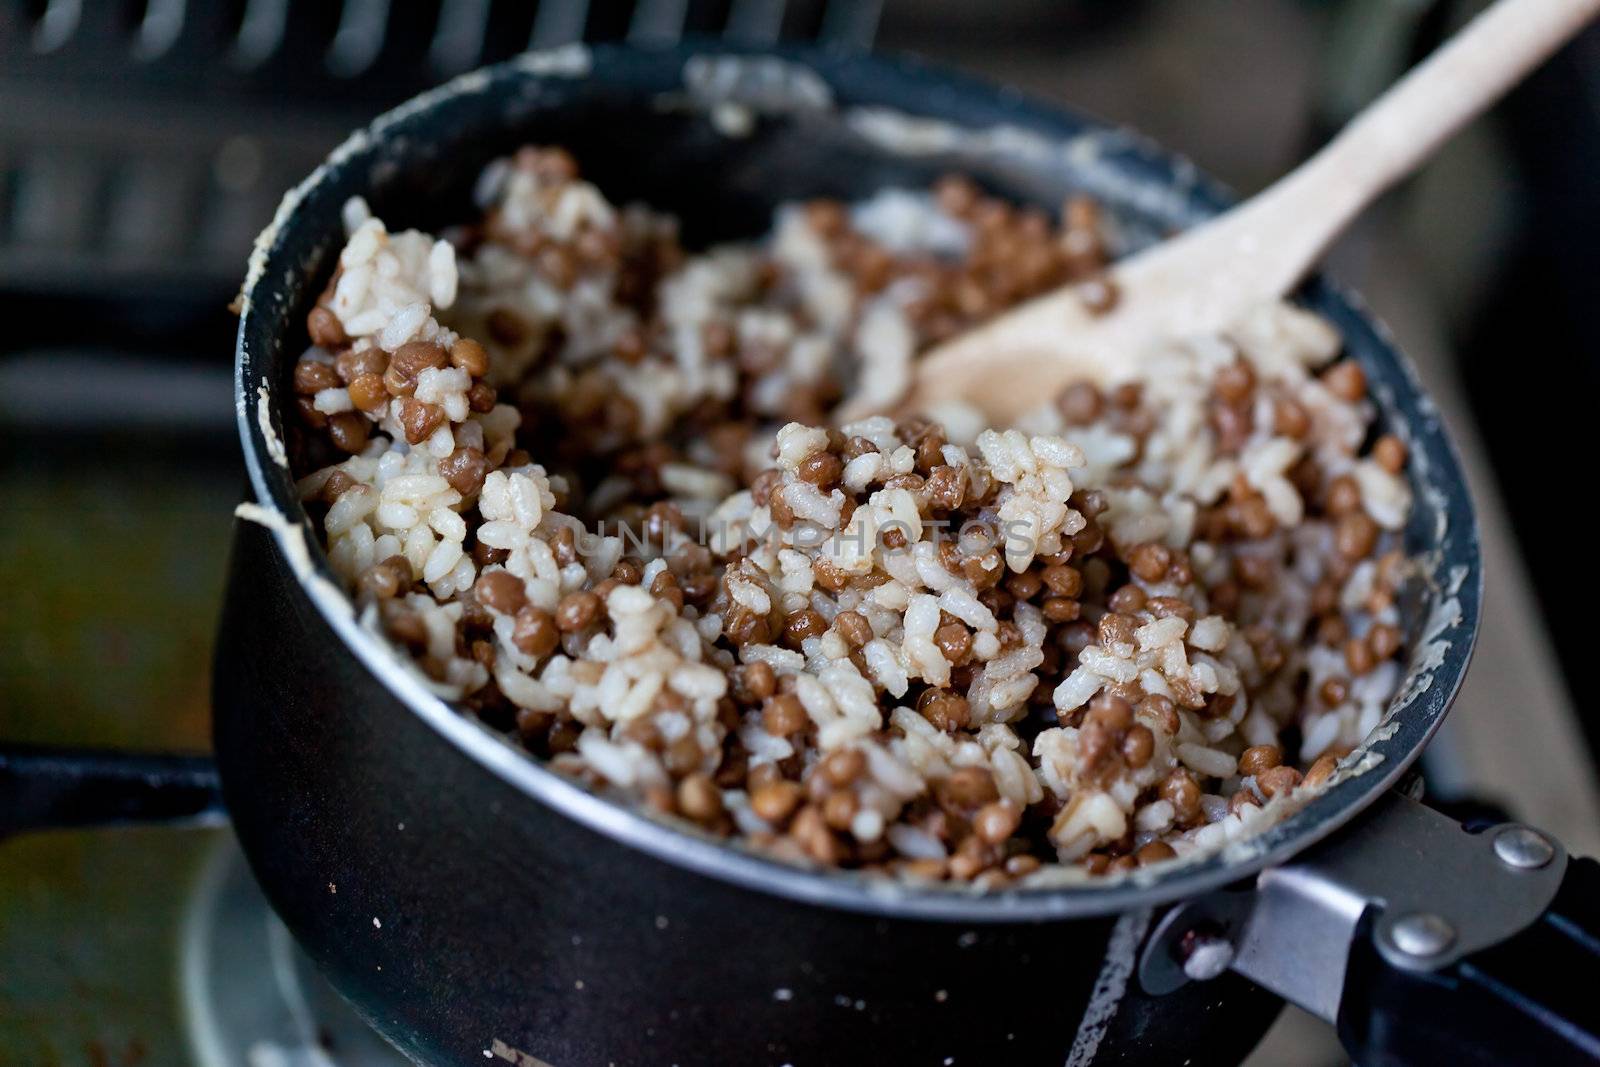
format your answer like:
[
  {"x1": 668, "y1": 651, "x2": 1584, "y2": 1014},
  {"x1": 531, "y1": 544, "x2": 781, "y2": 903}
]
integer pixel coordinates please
[
  {"x1": 0, "y1": 746, "x2": 224, "y2": 837},
  {"x1": 1336, "y1": 851, "x2": 1600, "y2": 1066},
  {"x1": 1139, "y1": 790, "x2": 1600, "y2": 1065}
]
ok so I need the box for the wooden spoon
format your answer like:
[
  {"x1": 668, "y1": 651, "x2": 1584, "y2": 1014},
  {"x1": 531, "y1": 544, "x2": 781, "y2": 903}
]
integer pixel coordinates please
[{"x1": 893, "y1": 0, "x2": 1600, "y2": 423}]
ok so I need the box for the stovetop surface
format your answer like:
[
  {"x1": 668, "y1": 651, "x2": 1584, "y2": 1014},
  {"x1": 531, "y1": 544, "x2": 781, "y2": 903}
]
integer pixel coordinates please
[{"x1": 0, "y1": 825, "x2": 405, "y2": 1067}]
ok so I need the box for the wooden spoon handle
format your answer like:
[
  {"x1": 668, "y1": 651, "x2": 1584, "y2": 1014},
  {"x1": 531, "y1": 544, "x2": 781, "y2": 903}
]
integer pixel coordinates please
[
  {"x1": 1244, "y1": 0, "x2": 1600, "y2": 291},
  {"x1": 896, "y1": 0, "x2": 1599, "y2": 423}
]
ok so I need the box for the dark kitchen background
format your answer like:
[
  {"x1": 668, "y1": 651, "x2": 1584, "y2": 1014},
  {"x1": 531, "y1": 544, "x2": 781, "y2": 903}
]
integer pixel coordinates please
[{"x1": 3, "y1": 1, "x2": 1597, "y2": 1063}]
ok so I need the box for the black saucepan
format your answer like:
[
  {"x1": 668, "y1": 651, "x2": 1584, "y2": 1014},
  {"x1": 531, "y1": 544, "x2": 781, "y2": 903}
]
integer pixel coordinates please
[{"x1": 6, "y1": 41, "x2": 1599, "y2": 1067}]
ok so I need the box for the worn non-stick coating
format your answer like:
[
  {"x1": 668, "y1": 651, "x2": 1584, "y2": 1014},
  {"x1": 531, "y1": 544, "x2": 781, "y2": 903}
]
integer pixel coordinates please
[{"x1": 221, "y1": 42, "x2": 1482, "y2": 1064}]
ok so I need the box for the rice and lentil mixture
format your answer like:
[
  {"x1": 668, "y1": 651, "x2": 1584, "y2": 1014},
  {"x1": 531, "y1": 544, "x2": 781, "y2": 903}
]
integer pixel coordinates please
[{"x1": 286, "y1": 146, "x2": 1412, "y2": 886}]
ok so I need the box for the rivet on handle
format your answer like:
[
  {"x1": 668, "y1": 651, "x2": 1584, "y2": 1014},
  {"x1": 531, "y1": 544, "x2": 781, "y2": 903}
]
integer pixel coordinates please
[
  {"x1": 1493, "y1": 826, "x2": 1555, "y2": 870},
  {"x1": 1385, "y1": 913, "x2": 1457, "y2": 960}
]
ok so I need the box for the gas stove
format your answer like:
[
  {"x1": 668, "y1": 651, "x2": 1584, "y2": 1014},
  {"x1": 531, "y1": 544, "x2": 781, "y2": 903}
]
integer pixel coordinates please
[{"x1": 6, "y1": 2, "x2": 1600, "y2": 1065}]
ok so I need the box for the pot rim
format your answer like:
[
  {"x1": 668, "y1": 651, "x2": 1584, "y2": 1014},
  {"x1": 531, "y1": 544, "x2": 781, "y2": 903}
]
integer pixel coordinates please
[{"x1": 233, "y1": 39, "x2": 1483, "y2": 923}]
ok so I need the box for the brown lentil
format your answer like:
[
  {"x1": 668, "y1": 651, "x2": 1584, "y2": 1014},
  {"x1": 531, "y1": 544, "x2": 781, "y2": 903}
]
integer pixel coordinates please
[
  {"x1": 919, "y1": 689, "x2": 970, "y2": 732},
  {"x1": 1129, "y1": 542, "x2": 1171, "y2": 583},
  {"x1": 821, "y1": 790, "x2": 858, "y2": 831},
  {"x1": 676, "y1": 774, "x2": 723, "y2": 823},
  {"x1": 320, "y1": 470, "x2": 357, "y2": 503},
  {"x1": 1108, "y1": 584, "x2": 1147, "y2": 614},
  {"x1": 1273, "y1": 396, "x2": 1311, "y2": 438},
  {"x1": 358, "y1": 555, "x2": 411, "y2": 600},
  {"x1": 796, "y1": 451, "x2": 843, "y2": 487},
  {"x1": 307, "y1": 305, "x2": 348, "y2": 347},
  {"x1": 1145, "y1": 595, "x2": 1193, "y2": 622},
  {"x1": 741, "y1": 661, "x2": 777, "y2": 702},
  {"x1": 1323, "y1": 360, "x2": 1367, "y2": 402},
  {"x1": 384, "y1": 341, "x2": 449, "y2": 397},
  {"x1": 555, "y1": 591, "x2": 601, "y2": 632},
  {"x1": 1336, "y1": 511, "x2": 1380, "y2": 560},
  {"x1": 1238, "y1": 745, "x2": 1283, "y2": 778},
  {"x1": 750, "y1": 781, "x2": 803, "y2": 824},
  {"x1": 1228, "y1": 790, "x2": 1262, "y2": 817},
  {"x1": 1110, "y1": 727, "x2": 1149, "y2": 770},
  {"x1": 833, "y1": 610, "x2": 873, "y2": 649},
  {"x1": 511, "y1": 607, "x2": 560, "y2": 658},
  {"x1": 974, "y1": 800, "x2": 1021, "y2": 844},
  {"x1": 820, "y1": 749, "x2": 867, "y2": 788},
  {"x1": 396, "y1": 398, "x2": 446, "y2": 445},
  {"x1": 940, "y1": 766, "x2": 999, "y2": 809},
  {"x1": 1320, "y1": 676, "x2": 1350, "y2": 706},
  {"x1": 783, "y1": 608, "x2": 827, "y2": 647},
  {"x1": 1042, "y1": 597, "x2": 1080, "y2": 622},
  {"x1": 762, "y1": 694, "x2": 808, "y2": 737},
  {"x1": 335, "y1": 346, "x2": 386, "y2": 383},
  {"x1": 1139, "y1": 694, "x2": 1180, "y2": 736},
  {"x1": 326, "y1": 412, "x2": 369, "y2": 453},
  {"x1": 1160, "y1": 770, "x2": 1202, "y2": 823},
  {"x1": 1006, "y1": 569, "x2": 1044, "y2": 600},
  {"x1": 449, "y1": 337, "x2": 491, "y2": 377},
  {"x1": 929, "y1": 624, "x2": 971, "y2": 667},
  {"x1": 1344, "y1": 635, "x2": 1377, "y2": 676},
  {"x1": 1368, "y1": 622, "x2": 1402, "y2": 660},
  {"x1": 1373, "y1": 433, "x2": 1406, "y2": 473},
  {"x1": 1041, "y1": 563, "x2": 1084, "y2": 598},
  {"x1": 293, "y1": 358, "x2": 341, "y2": 395},
  {"x1": 438, "y1": 446, "x2": 489, "y2": 496},
  {"x1": 1136, "y1": 841, "x2": 1177, "y2": 866},
  {"x1": 1303, "y1": 753, "x2": 1341, "y2": 789},
  {"x1": 347, "y1": 373, "x2": 388, "y2": 412},
  {"x1": 1057, "y1": 381, "x2": 1104, "y2": 424},
  {"x1": 475, "y1": 570, "x2": 526, "y2": 615},
  {"x1": 1257, "y1": 765, "x2": 1303, "y2": 798},
  {"x1": 1214, "y1": 361, "x2": 1255, "y2": 405},
  {"x1": 1088, "y1": 693, "x2": 1134, "y2": 732}
]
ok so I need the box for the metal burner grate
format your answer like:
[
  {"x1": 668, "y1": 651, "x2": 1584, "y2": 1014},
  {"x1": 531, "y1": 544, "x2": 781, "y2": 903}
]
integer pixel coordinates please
[{"x1": 0, "y1": 0, "x2": 878, "y2": 316}]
